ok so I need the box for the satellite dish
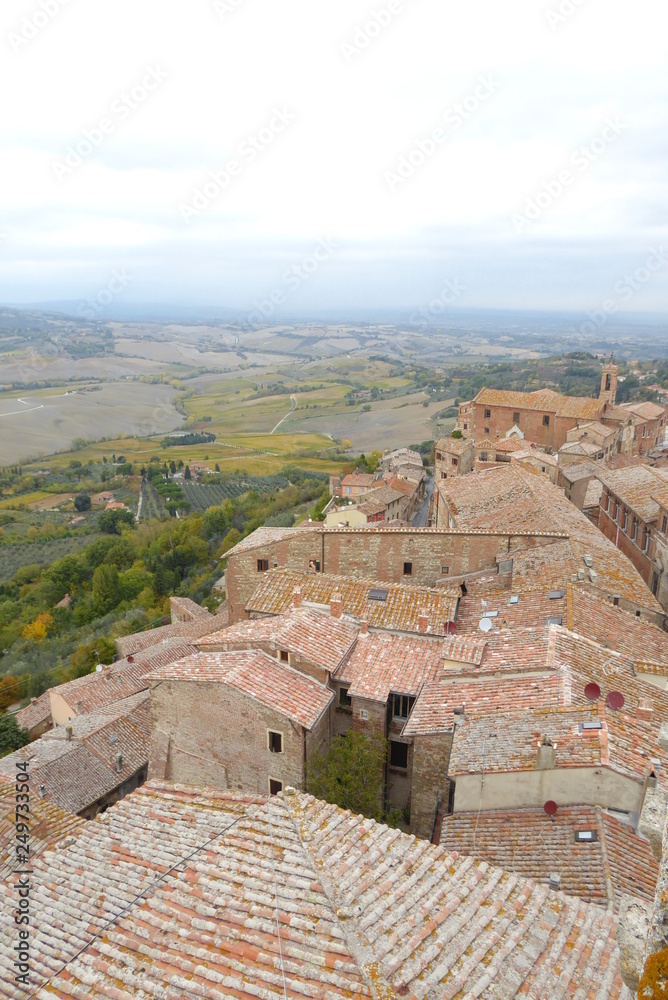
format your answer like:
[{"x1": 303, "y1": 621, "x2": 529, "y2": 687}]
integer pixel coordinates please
[
  {"x1": 127, "y1": 655, "x2": 134, "y2": 663},
  {"x1": 584, "y1": 682, "x2": 601, "y2": 702},
  {"x1": 544, "y1": 800, "x2": 558, "y2": 817},
  {"x1": 606, "y1": 691, "x2": 625, "y2": 711},
  {"x1": 479, "y1": 617, "x2": 493, "y2": 633}
]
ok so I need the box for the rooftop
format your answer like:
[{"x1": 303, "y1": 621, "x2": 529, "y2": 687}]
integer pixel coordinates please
[
  {"x1": 147, "y1": 649, "x2": 333, "y2": 730},
  {"x1": 474, "y1": 386, "x2": 604, "y2": 420},
  {"x1": 15, "y1": 689, "x2": 52, "y2": 732},
  {"x1": 196, "y1": 606, "x2": 359, "y2": 673},
  {"x1": 601, "y1": 465, "x2": 668, "y2": 523},
  {"x1": 246, "y1": 568, "x2": 460, "y2": 635},
  {"x1": 0, "y1": 780, "x2": 629, "y2": 998},
  {"x1": 439, "y1": 465, "x2": 663, "y2": 613},
  {"x1": 621, "y1": 400, "x2": 667, "y2": 421},
  {"x1": 440, "y1": 805, "x2": 658, "y2": 908},
  {"x1": 334, "y1": 633, "x2": 444, "y2": 702},
  {"x1": 0, "y1": 776, "x2": 85, "y2": 879},
  {"x1": 115, "y1": 613, "x2": 219, "y2": 657},
  {"x1": 0, "y1": 692, "x2": 150, "y2": 815},
  {"x1": 437, "y1": 435, "x2": 473, "y2": 455}
]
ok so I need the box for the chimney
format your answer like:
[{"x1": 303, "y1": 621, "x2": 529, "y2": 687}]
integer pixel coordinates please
[
  {"x1": 360, "y1": 619, "x2": 368, "y2": 635},
  {"x1": 293, "y1": 586, "x2": 302, "y2": 609},
  {"x1": 418, "y1": 609, "x2": 430, "y2": 634},
  {"x1": 549, "y1": 873, "x2": 561, "y2": 891},
  {"x1": 115, "y1": 752, "x2": 123, "y2": 773},
  {"x1": 638, "y1": 697, "x2": 654, "y2": 722},
  {"x1": 66, "y1": 725, "x2": 73, "y2": 742},
  {"x1": 330, "y1": 592, "x2": 343, "y2": 619},
  {"x1": 536, "y1": 736, "x2": 555, "y2": 770}
]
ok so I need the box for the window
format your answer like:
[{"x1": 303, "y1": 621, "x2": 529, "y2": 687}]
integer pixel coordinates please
[
  {"x1": 575, "y1": 829, "x2": 598, "y2": 842},
  {"x1": 484, "y1": 408, "x2": 491, "y2": 419},
  {"x1": 441, "y1": 565, "x2": 449, "y2": 575},
  {"x1": 480, "y1": 451, "x2": 488, "y2": 461},
  {"x1": 339, "y1": 686, "x2": 351, "y2": 707},
  {"x1": 257, "y1": 559, "x2": 269, "y2": 572},
  {"x1": 308, "y1": 559, "x2": 321, "y2": 572},
  {"x1": 662, "y1": 516, "x2": 667, "y2": 534},
  {"x1": 543, "y1": 415, "x2": 550, "y2": 426},
  {"x1": 645, "y1": 532, "x2": 651, "y2": 554},
  {"x1": 389, "y1": 741, "x2": 409, "y2": 769},
  {"x1": 652, "y1": 572, "x2": 660, "y2": 596},
  {"x1": 279, "y1": 650, "x2": 289, "y2": 663},
  {"x1": 441, "y1": 471, "x2": 447, "y2": 479},
  {"x1": 403, "y1": 561, "x2": 412, "y2": 576},
  {"x1": 392, "y1": 693, "x2": 416, "y2": 719},
  {"x1": 513, "y1": 412, "x2": 520, "y2": 424},
  {"x1": 452, "y1": 457, "x2": 458, "y2": 467},
  {"x1": 269, "y1": 778, "x2": 283, "y2": 795},
  {"x1": 268, "y1": 731, "x2": 283, "y2": 753},
  {"x1": 633, "y1": 520, "x2": 638, "y2": 541},
  {"x1": 436, "y1": 452, "x2": 442, "y2": 461},
  {"x1": 463, "y1": 423, "x2": 468, "y2": 430},
  {"x1": 346, "y1": 487, "x2": 351, "y2": 494},
  {"x1": 484, "y1": 427, "x2": 490, "y2": 435}
]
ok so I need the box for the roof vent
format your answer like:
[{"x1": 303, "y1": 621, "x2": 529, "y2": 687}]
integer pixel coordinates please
[
  {"x1": 588, "y1": 569, "x2": 598, "y2": 583},
  {"x1": 548, "y1": 590, "x2": 565, "y2": 600},
  {"x1": 577, "y1": 568, "x2": 586, "y2": 581},
  {"x1": 65, "y1": 725, "x2": 73, "y2": 741},
  {"x1": 39, "y1": 784, "x2": 46, "y2": 796},
  {"x1": 368, "y1": 588, "x2": 388, "y2": 602},
  {"x1": 547, "y1": 616, "x2": 563, "y2": 626},
  {"x1": 549, "y1": 873, "x2": 561, "y2": 890},
  {"x1": 115, "y1": 752, "x2": 123, "y2": 773},
  {"x1": 330, "y1": 592, "x2": 343, "y2": 619},
  {"x1": 508, "y1": 595, "x2": 520, "y2": 605},
  {"x1": 638, "y1": 697, "x2": 654, "y2": 722},
  {"x1": 583, "y1": 555, "x2": 594, "y2": 568}
]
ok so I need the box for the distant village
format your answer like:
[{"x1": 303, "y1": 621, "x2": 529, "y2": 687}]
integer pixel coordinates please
[{"x1": 5, "y1": 360, "x2": 668, "y2": 996}]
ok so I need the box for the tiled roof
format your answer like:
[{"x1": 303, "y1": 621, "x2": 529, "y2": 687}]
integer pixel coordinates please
[
  {"x1": 334, "y1": 633, "x2": 444, "y2": 702},
  {"x1": 147, "y1": 650, "x2": 333, "y2": 730},
  {"x1": 559, "y1": 439, "x2": 602, "y2": 457},
  {"x1": 341, "y1": 472, "x2": 378, "y2": 487},
  {"x1": 559, "y1": 458, "x2": 602, "y2": 483},
  {"x1": 247, "y1": 569, "x2": 460, "y2": 635},
  {"x1": 569, "y1": 584, "x2": 668, "y2": 670},
  {"x1": 220, "y1": 523, "x2": 319, "y2": 558},
  {"x1": 52, "y1": 640, "x2": 197, "y2": 715},
  {"x1": 601, "y1": 465, "x2": 668, "y2": 522},
  {"x1": 584, "y1": 477, "x2": 604, "y2": 509},
  {"x1": 363, "y1": 484, "x2": 405, "y2": 507},
  {"x1": 621, "y1": 400, "x2": 667, "y2": 420},
  {"x1": 169, "y1": 595, "x2": 211, "y2": 619},
  {"x1": 436, "y1": 435, "x2": 472, "y2": 455},
  {"x1": 456, "y1": 585, "x2": 568, "y2": 633},
  {"x1": 115, "y1": 614, "x2": 218, "y2": 656},
  {"x1": 475, "y1": 386, "x2": 604, "y2": 419},
  {"x1": 439, "y1": 466, "x2": 663, "y2": 612},
  {"x1": 0, "y1": 781, "x2": 629, "y2": 998},
  {"x1": 196, "y1": 606, "x2": 358, "y2": 673},
  {"x1": 0, "y1": 776, "x2": 85, "y2": 879},
  {"x1": 440, "y1": 805, "x2": 658, "y2": 907},
  {"x1": 387, "y1": 476, "x2": 419, "y2": 496},
  {"x1": 15, "y1": 689, "x2": 52, "y2": 732},
  {"x1": 0, "y1": 693, "x2": 150, "y2": 815}
]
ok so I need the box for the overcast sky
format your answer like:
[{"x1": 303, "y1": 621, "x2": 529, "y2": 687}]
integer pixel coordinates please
[{"x1": 1, "y1": 0, "x2": 667, "y2": 318}]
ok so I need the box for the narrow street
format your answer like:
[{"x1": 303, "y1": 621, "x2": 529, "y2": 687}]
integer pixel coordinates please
[{"x1": 411, "y1": 474, "x2": 434, "y2": 527}]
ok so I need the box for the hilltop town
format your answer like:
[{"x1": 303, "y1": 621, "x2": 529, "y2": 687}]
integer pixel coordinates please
[{"x1": 5, "y1": 361, "x2": 668, "y2": 996}]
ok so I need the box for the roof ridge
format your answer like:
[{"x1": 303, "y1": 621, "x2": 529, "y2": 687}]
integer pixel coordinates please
[
  {"x1": 280, "y1": 791, "x2": 400, "y2": 999},
  {"x1": 594, "y1": 807, "x2": 615, "y2": 909}
]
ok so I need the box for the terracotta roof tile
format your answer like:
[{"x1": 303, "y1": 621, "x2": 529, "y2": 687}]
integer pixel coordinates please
[
  {"x1": 15, "y1": 689, "x2": 52, "y2": 732},
  {"x1": 196, "y1": 606, "x2": 358, "y2": 672},
  {"x1": 247, "y1": 568, "x2": 460, "y2": 635},
  {"x1": 475, "y1": 386, "x2": 605, "y2": 419},
  {"x1": 147, "y1": 650, "x2": 333, "y2": 730},
  {"x1": 0, "y1": 776, "x2": 85, "y2": 880},
  {"x1": 440, "y1": 805, "x2": 658, "y2": 907},
  {"x1": 0, "y1": 781, "x2": 629, "y2": 998}
]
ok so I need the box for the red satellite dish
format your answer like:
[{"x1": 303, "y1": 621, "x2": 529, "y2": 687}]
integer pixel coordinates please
[
  {"x1": 584, "y1": 682, "x2": 601, "y2": 701},
  {"x1": 606, "y1": 691, "x2": 625, "y2": 711},
  {"x1": 127, "y1": 655, "x2": 134, "y2": 663},
  {"x1": 544, "y1": 800, "x2": 558, "y2": 817}
]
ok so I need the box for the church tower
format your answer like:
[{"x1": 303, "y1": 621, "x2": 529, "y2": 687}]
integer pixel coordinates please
[{"x1": 599, "y1": 359, "x2": 618, "y2": 406}]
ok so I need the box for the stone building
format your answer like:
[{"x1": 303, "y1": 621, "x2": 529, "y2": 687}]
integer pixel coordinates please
[{"x1": 434, "y1": 436, "x2": 475, "y2": 482}]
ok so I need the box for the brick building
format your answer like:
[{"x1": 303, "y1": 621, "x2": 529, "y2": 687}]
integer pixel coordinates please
[
  {"x1": 619, "y1": 400, "x2": 667, "y2": 455},
  {"x1": 434, "y1": 436, "x2": 475, "y2": 482},
  {"x1": 598, "y1": 465, "x2": 668, "y2": 610}
]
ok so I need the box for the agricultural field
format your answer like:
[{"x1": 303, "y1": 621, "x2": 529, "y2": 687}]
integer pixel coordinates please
[
  {"x1": 0, "y1": 533, "x2": 101, "y2": 583},
  {"x1": 179, "y1": 475, "x2": 290, "y2": 513}
]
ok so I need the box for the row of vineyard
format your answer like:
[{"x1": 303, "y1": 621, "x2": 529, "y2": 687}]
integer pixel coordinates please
[
  {"x1": 140, "y1": 481, "x2": 167, "y2": 520},
  {"x1": 180, "y1": 475, "x2": 290, "y2": 512},
  {"x1": 0, "y1": 534, "x2": 101, "y2": 583}
]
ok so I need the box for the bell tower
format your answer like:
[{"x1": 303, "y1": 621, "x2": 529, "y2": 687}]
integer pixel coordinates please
[{"x1": 599, "y1": 359, "x2": 618, "y2": 406}]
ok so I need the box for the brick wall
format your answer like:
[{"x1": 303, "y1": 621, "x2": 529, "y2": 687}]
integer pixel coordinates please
[
  {"x1": 410, "y1": 732, "x2": 454, "y2": 840},
  {"x1": 473, "y1": 403, "x2": 592, "y2": 452},
  {"x1": 227, "y1": 528, "x2": 559, "y2": 622},
  {"x1": 149, "y1": 679, "x2": 328, "y2": 795}
]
